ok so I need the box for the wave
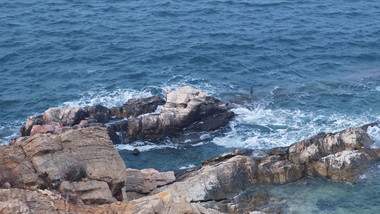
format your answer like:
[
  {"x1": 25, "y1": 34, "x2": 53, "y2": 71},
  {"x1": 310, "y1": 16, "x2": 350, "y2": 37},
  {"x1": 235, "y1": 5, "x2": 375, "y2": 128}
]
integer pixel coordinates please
[
  {"x1": 179, "y1": 164, "x2": 196, "y2": 170},
  {"x1": 0, "y1": 120, "x2": 24, "y2": 145},
  {"x1": 369, "y1": 125, "x2": 380, "y2": 148},
  {"x1": 115, "y1": 141, "x2": 178, "y2": 152},
  {"x1": 212, "y1": 105, "x2": 380, "y2": 149},
  {"x1": 61, "y1": 88, "x2": 153, "y2": 108}
]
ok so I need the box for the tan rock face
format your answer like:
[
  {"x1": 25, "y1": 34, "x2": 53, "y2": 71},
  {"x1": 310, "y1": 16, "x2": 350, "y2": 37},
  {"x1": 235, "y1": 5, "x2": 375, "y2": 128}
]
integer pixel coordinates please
[
  {"x1": 125, "y1": 168, "x2": 175, "y2": 194},
  {"x1": 0, "y1": 145, "x2": 43, "y2": 189},
  {"x1": 1, "y1": 126, "x2": 126, "y2": 205},
  {"x1": 0, "y1": 188, "x2": 61, "y2": 214}
]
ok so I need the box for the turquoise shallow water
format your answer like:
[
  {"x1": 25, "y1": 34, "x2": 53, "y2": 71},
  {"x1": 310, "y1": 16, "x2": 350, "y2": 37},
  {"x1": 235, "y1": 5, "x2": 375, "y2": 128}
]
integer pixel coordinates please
[{"x1": 1, "y1": 0, "x2": 380, "y2": 211}]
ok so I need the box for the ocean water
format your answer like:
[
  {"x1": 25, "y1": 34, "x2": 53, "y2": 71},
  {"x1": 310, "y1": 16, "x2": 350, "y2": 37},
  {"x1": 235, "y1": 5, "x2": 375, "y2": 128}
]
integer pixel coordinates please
[{"x1": 1, "y1": 0, "x2": 380, "y2": 211}]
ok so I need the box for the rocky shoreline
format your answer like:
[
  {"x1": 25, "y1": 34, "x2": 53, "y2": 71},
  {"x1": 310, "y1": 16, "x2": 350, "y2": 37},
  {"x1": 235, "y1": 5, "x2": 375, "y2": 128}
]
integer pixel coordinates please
[{"x1": 1, "y1": 87, "x2": 379, "y2": 213}]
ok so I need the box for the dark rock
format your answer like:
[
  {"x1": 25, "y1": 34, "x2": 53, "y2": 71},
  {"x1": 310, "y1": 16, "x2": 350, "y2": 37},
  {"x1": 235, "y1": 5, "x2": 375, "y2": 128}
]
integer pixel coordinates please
[
  {"x1": 110, "y1": 96, "x2": 165, "y2": 118},
  {"x1": 126, "y1": 87, "x2": 235, "y2": 140},
  {"x1": 107, "y1": 125, "x2": 121, "y2": 144},
  {"x1": 84, "y1": 105, "x2": 110, "y2": 123},
  {"x1": 43, "y1": 107, "x2": 88, "y2": 126},
  {"x1": 133, "y1": 148, "x2": 140, "y2": 155},
  {"x1": 20, "y1": 115, "x2": 45, "y2": 137},
  {"x1": 267, "y1": 147, "x2": 288, "y2": 156},
  {"x1": 187, "y1": 111, "x2": 235, "y2": 132}
]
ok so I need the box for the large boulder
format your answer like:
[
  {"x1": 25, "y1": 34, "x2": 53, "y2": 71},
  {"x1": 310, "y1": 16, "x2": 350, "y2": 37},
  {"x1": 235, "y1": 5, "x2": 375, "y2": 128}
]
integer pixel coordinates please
[
  {"x1": 1, "y1": 126, "x2": 127, "y2": 205},
  {"x1": 126, "y1": 87, "x2": 235, "y2": 140}
]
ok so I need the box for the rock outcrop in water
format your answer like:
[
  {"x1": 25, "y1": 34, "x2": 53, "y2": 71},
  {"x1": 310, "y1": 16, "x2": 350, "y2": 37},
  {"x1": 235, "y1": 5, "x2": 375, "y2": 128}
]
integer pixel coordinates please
[
  {"x1": 126, "y1": 87, "x2": 234, "y2": 140},
  {"x1": 154, "y1": 124, "x2": 379, "y2": 204},
  {"x1": 1, "y1": 123, "x2": 379, "y2": 213},
  {"x1": 2, "y1": 87, "x2": 380, "y2": 213},
  {"x1": 18, "y1": 87, "x2": 234, "y2": 143}
]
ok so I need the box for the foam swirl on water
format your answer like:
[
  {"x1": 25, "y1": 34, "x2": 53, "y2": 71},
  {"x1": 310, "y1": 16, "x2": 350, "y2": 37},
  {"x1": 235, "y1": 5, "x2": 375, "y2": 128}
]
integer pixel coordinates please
[{"x1": 213, "y1": 106, "x2": 379, "y2": 149}]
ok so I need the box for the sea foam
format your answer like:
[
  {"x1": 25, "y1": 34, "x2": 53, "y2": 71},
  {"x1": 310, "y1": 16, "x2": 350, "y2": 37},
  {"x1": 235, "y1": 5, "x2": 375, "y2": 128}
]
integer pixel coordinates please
[
  {"x1": 61, "y1": 88, "x2": 153, "y2": 108},
  {"x1": 213, "y1": 105, "x2": 378, "y2": 149}
]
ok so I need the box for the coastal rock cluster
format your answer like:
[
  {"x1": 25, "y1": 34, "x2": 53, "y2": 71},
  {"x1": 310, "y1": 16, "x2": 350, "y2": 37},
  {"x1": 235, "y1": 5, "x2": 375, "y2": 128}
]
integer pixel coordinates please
[
  {"x1": 18, "y1": 87, "x2": 234, "y2": 143},
  {"x1": 1, "y1": 87, "x2": 379, "y2": 213}
]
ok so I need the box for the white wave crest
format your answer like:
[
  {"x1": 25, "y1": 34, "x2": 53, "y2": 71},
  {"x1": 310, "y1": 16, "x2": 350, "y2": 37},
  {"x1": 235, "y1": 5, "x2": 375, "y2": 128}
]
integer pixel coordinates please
[
  {"x1": 61, "y1": 88, "x2": 153, "y2": 108},
  {"x1": 213, "y1": 106, "x2": 378, "y2": 149},
  {"x1": 179, "y1": 164, "x2": 196, "y2": 170},
  {"x1": 368, "y1": 125, "x2": 380, "y2": 148},
  {"x1": 0, "y1": 120, "x2": 25, "y2": 145},
  {"x1": 115, "y1": 141, "x2": 178, "y2": 152}
]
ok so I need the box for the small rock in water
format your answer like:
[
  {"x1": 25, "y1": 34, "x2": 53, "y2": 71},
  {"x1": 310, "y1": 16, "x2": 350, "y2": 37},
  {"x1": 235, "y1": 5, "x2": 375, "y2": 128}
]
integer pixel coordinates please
[
  {"x1": 133, "y1": 148, "x2": 140, "y2": 155},
  {"x1": 3, "y1": 182, "x2": 11, "y2": 189}
]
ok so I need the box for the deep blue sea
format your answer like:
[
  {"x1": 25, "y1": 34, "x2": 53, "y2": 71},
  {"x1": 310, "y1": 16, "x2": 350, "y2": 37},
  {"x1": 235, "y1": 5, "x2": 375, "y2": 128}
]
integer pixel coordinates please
[{"x1": 1, "y1": 0, "x2": 380, "y2": 212}]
